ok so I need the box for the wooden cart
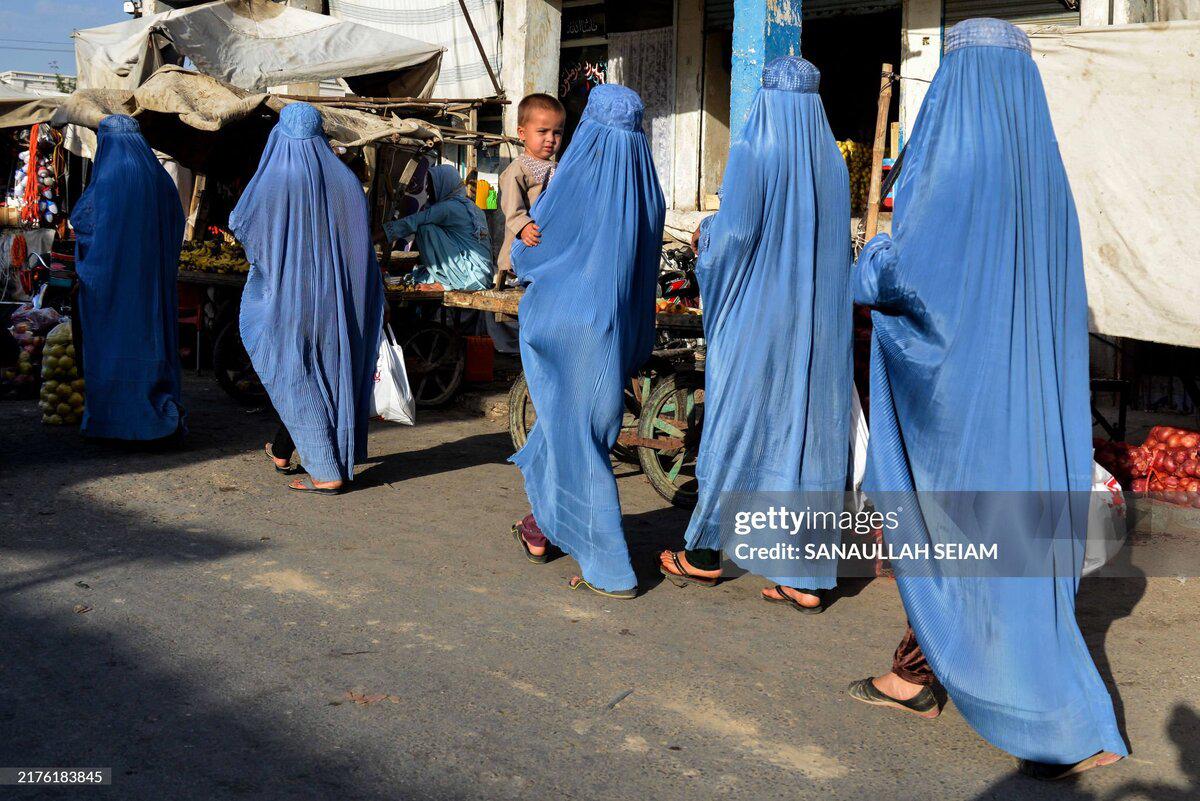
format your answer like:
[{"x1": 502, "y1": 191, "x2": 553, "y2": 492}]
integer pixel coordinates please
[
  {"x1": 443, "y1": 287, "x2": 707, "y2": 508},
  {"x1": 178, "y1": 256, "x2": 470, "y2": 409}
]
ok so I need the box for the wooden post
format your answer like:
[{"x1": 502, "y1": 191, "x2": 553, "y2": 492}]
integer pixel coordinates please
[
  {"x1": 184, "y1": 174, "x2": 207, "y2": 241},
  {"x1": 865, "y1": 63, "x2": 894, "y2": 240},
  {"x1": 466, "y1": 107, "x2": 479, "y2": 177}
]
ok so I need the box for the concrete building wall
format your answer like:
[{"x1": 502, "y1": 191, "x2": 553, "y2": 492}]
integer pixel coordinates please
[
  {"x1": 899, "y1": 0, "x2": 940, "y2": 139},
  {"x1": 500, "y1": 0, "x2": 563, "y2": 142}
]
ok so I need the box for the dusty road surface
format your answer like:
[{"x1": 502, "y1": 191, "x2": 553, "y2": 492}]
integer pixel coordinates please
[{"x1": 1, "y1": 377, "x2": 1197, "y2": 800}]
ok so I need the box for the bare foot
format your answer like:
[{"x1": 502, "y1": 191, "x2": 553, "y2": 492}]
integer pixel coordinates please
[
  {"x1": 872, "y1": 671, "x2": 925, "y2": 702},
  {"x1": 761, "y1": 585, "x2": 821, "y2": 608},
  {"x1": 289, "y1": 477, "x2": 344, "y2": 492},
  {"x1": 518, "y1": 527, "x2": 546, "y2": 558},
  {"x1": 265, "y1": 443, "x2": 289, "y2": 470}
]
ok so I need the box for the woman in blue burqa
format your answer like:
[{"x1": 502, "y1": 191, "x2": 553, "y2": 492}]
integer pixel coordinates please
[
  {"x1": 508, "y1": 84, "x2": 665, "y2": 598},
  {"x1": 231, "y1": 102, "x2": 384, "y2": 495},
  {"x1": 383, "y1": 164, "x2": 493, "y2": 291},
  {"x1": 847, "y1": 19, "x2": 1126, "y2": 779},
  {"x1": 656, "y1": 56, "x2": 853, "y2": 613},
  {"x1": 73, "y1": 114, "x2": 186, "y2": 441}
]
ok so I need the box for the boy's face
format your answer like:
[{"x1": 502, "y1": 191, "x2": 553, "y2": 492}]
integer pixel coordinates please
[{"x1": 518, "y1": 108, "x2": 565, "y2": 160}]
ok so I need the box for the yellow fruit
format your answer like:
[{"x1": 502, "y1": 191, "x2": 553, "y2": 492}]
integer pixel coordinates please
[
  {"x1": 68, "y1": 392, "x2": 83, "y2": 406},
  {"x1": 56, "y1": 402, "x2": 71, "y2": 416},
  {"x1": 58, "y1": 356, "x2": 74, "y2": 370}
]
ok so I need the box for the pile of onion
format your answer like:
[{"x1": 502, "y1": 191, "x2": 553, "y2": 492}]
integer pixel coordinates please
[{"x1": 1096, "y1": 427, "x2": 1200, "y2": 508}]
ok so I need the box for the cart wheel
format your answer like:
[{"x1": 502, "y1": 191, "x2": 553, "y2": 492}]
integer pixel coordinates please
[
  {"x1": 508, "y1": 371, "x2": 536, "y2": 451},
  {"x1": 508, "y1": 360, "x2": 666, "y2": 465},
  {"x1": 612, "y1": 356, "x2": 672, "y2": 465},
  {"x1": 637, "y1": 371, "x2": 703, "y2": 508},
  {"x1": 401, "y1": 322, "x2": 464, "y2": 408},
  {"x1": 212, "y1": 318, "x2": 267, "y2": 406}
]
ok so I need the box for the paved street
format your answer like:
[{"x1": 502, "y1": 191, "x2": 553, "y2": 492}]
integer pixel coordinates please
[{"x1": 1, "y1": 377, "x2": 1197, "y2": 800}]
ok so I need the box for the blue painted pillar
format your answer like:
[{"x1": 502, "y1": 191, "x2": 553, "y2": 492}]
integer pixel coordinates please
[{"x1": 731, "y1": 0, "x2": 803, "y2": 138}]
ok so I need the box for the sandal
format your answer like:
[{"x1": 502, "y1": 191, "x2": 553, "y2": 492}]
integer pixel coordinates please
[
  {"x1": 658, "y1": 550, "x2": 720, "y2": 588},
  {"x1": 288, "y1": 476, "x2": 345, "y2": 496},
  {"x1": 568, "y1": 576, "x2": 636, "y2": 600},
  {"x1": 265, "y1": 444, "x2": 304, "y2": 475},
  {"x1": 847, "y1": 677, "x2": 940, "y2": 719},
  {"x1": 762, "y1": 584, "x2": 824, "y2": 614},
  {"x1": 1018, "y1": 751, "x2": 1124, "y2": 781},
  {"x1": 511, "y1": 521, "x2": 549, "y2": 564}
]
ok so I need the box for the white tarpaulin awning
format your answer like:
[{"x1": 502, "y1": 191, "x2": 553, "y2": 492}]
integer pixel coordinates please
[
  {"x1": 73, "y1": 0, "x2": 444, "y2": 97},
  {"x1": 1031, "y1": 21, "x2": 1200, "y2": 349},
  {"x1": 328, "y1": 0, "x2": 500, "y2": 99}
]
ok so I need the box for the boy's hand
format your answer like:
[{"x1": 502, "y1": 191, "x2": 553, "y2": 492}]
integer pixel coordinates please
[{"x1": 519, "y1": 222, "x2": 541, "y2": 247}]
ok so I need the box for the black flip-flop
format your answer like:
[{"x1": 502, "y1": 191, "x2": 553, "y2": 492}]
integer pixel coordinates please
[
  {"x1": 846, "y1": 677, "x2": 940, "y2": 719},
  {"x1": 762, "y1": 584, "x2": 824, "y2": 614},
  {"x1": 265, "y1": 444, "x2": 305, "y2": 475},
  {"x1": 287, "y1": 476, "x2": 345, "y2": 496},
  {"x1": 511, "y1": 522, "x2": 549, "y2": 564},
  {"x1": 568, "y1": 576, "x2": 636, "y2": 600},
  {"x1": 659, "y1": 551, "x2": 720, "y2": 588}
]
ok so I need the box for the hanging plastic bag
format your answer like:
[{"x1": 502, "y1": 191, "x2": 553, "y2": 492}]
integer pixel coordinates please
[{"x1": 370, "y1": 324, "x2": 416, "y2": 425}]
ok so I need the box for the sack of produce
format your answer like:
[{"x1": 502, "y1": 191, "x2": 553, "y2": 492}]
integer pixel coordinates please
[
  {"x1": 38, "y1": 319, "x2": 83, "y2": 425},
  {"x1": 1, "y1": 302, "x2": 60, "y2": 396}
]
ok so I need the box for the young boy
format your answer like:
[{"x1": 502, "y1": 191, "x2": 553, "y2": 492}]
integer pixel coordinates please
[{"x1": 495, "y1": 93, "x2": 566, "y2": 285}]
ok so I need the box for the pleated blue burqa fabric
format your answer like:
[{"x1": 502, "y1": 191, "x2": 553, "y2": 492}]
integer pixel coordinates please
[
  {"x1": 384, "y1": 165, "x2": 494, "y2": 290},
  {"x1": 230, "y1": 103, "x2": 384, "y2": 483},
  {"x1": 73, "y1": 114, "x2": 185, "y2": 440},
  {"x1": 511, "y1": 84, "x2": 666, "y2": 592},
  {"x1": 854, "y1": 19, "x2": 1126, "y2": 763},
  {"x1": 685, "y1": 57, "x2": 852, "y2": 589}
]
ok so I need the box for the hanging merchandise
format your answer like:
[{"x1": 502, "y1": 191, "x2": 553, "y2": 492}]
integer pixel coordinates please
[
  {"x1": 38, "y1": 319, "x2": 84, "y2": 426},
  {"x1": 838, "y1": 140, "x2": 871, "y2": 214},
  {"x1": 5, "y1": 125, "x2": 63, "y2": 230}
]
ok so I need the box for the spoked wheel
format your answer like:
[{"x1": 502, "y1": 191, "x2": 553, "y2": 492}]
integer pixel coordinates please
[
  {"x1": 611, "y1": 356, "x2": 672, "y2": 465},
  {"x1": 508, "y1": 357, "x2": 672, "y2": 462},
  {"x1": 401, "y1": 322, "x2": 464, "y2": 408},
  {"x1": 636, "y1": 371, "x2": 704, "y2": 508},
  {"x1": 212, "y1": 317, "x2": 267, "y2": 406}
]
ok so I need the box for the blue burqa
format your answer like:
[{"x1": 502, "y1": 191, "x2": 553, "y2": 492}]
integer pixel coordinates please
[
  {"x1": 511, "y1": 85, "x2": 666, "y2": 592},
  {"x1": 73, "y1": 115, "x2": 185, "y2": 440},
  {"x1": 384, "y1": 165, "x2": 494, "y2": 290},
  {"x1": 231, "y1": 103, "x2": 384, "y2": 483},
  {"x1": 854, "y1": 20, "x2": 1126, "y2": 763},
  {"x1": 685, "y1": 57, "x2": 852, "y2": 590}
]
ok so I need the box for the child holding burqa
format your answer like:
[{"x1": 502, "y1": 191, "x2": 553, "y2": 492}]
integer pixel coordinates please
[{"x1": 495, "y1": 93, "x2": 565, "y2": 285}]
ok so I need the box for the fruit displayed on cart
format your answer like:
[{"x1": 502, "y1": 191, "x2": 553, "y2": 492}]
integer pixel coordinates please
[{"x1": 179, "y1": 238, "x2": 250, "y2": 275}]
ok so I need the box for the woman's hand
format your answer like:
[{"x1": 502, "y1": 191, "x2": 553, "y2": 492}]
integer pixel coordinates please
[{"x1": 690, "y1": 225, "x2": 702, "y2": 255}]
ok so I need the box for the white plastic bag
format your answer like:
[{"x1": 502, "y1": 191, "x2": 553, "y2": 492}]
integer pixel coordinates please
[
  {"x1": 1083, "y1": 460, "x2": 1127, "y2": 576},
  {"x1": 847, "y1": 390, "x2": 871, "y2": 511},
  {"x1": 370, "y1": 324, "x2": 416, "y2": 425}
]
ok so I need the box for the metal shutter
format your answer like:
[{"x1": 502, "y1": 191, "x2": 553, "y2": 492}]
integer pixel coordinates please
[
  {"x1": 943, "y1": 1, "x2": 1080, "y2": 27},
  {"x1": 705, "y1": 0, "x2": 734, "y2": 31},
  {"x1": 802, "y1": 1, "x2": 900, "y2": 18}
]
